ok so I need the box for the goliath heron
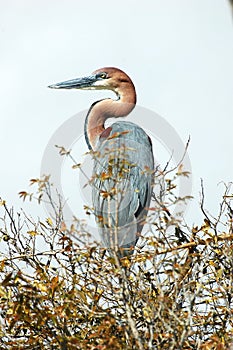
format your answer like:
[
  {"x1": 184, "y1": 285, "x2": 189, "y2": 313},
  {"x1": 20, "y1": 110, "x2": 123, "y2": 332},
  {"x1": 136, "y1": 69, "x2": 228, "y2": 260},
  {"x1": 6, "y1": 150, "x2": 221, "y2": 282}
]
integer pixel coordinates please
[{"x1": 49, "y1": 67, "x2": 154, "y2": 257}]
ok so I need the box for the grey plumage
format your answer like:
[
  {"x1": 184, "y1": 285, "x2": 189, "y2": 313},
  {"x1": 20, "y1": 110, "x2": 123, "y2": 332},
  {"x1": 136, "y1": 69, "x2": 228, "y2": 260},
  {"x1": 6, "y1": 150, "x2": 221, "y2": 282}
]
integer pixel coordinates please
[{"x1": 92, "y1": 121, "x2": 154, "y2": 256}]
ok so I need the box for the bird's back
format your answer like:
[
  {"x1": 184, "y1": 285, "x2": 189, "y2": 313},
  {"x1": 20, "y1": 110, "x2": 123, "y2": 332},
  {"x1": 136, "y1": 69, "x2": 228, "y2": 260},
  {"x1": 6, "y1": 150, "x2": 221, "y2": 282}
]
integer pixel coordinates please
[{"x1": 92, "y1": 121, "x2": 154, "y2": 256}]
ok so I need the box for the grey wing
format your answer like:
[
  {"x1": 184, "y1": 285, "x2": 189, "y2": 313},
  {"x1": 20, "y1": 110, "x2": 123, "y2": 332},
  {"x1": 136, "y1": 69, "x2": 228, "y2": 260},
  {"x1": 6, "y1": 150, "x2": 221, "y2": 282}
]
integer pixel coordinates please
[{"x1": 92, "y1": 123, "x2": 154, "y2": 251}]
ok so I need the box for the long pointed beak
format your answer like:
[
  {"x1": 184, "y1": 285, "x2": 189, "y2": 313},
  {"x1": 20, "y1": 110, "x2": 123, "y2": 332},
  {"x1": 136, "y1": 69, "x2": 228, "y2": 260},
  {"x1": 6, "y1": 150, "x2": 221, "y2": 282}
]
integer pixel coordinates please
[{"x1": 48, "y1": 75, "x2": 96, "y2": 89}]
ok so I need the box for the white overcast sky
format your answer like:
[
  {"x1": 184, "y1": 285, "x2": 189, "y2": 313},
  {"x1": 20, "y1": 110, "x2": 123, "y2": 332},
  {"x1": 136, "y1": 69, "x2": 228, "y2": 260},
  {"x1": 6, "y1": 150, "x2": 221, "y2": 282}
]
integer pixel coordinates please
[{"x1": 0, "y1": 0, "x2": 233, "y2": 228}]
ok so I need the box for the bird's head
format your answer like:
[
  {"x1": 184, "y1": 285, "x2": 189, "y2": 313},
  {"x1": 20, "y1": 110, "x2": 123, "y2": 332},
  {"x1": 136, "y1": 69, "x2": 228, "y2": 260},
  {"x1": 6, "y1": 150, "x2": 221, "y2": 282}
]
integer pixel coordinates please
[{"x1": 48, "y1": 67, "x2": 134, "y2": 98}]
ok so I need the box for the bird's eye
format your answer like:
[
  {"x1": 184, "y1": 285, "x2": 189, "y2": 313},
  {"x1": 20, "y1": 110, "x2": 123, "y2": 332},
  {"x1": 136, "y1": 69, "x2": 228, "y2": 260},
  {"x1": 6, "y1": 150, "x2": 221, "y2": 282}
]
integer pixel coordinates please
[{"x1": 97, "y1": 72, "x2": 107, "y2": 79}]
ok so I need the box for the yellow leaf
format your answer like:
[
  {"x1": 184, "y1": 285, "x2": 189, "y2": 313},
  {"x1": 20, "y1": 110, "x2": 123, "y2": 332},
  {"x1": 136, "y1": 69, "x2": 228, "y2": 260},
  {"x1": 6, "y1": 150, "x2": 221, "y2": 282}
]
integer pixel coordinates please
[
  {"x1": 108, "y1": 130, "x2": 129, "y2": 140},
  {"x1": 177, "y1": 164, "x2": 184, "y2": 174},
  {"x1": 100, "y1": 172, "x2": 111, "y2": 180},
  {"x1": 18, "y1": 191, "x2": 28, "y2": 201},
  {"x1": 55, "y1": 145, "x2": 70, "y2": 156},
  {"x1": 30, "y1": 178, "x2": 40, "y2": 185},
  {"x1": 60, "y1": 221, "x2": 67, "y2": 232},
  {"x1": 77, "y1": 290, "x2": 87, "y2": 302},
  {"x1": 0, "y1": 285, "x2": 6, "y2": 298},
  {"x1": 33, "y1": 281, "x2": 47, "y2": 292},
  {"x1": 0, "y1": 199, "x2": 6, "y2": 206},
  {"x1": 204, "y1": 219, "x2": 211, "y2": 228},
  {"x1": 120, "y1": 257, "x2": 131, "y2": 268},
  {"x1": 0, "y1": 260, "x2": 5, "y2": 272},
  {"x1": 100, "y1": 191, "x2": 110, "y2": 199},
  {"x1": 27, "y1": 230, "x2": 37, "y2": 236},
  {"x1": 38, "y1": 283, "x2": 47, "y2": 292},
  {"x1": 6, "y1": 308, "x2": 13, "y2": 315},
  {"x1": 216, "y1": 268, "x2": 223, "y2": 279},
  {"x1": 142, "y1": 306, "x2": 152, "y2": 321},
  {"x1": 46, "y1": 217, "x2": 53, "y2": 226},
  {"x1": 51, "y1": 276, "x2": 59, "y2": 287},
  {"x1": 192, "y1": 226, "x2": 199, "y2": 234},
  {"x1": 72, "y1": 163, "x2": 81, "y2": 169}
]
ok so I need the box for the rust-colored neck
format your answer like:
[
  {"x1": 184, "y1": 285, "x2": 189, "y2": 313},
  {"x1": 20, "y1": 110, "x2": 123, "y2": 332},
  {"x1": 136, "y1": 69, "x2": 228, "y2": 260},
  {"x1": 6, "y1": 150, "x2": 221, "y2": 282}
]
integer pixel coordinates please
[{"x1": 85, "y1": 82, "x2": 136, "y2": 150}]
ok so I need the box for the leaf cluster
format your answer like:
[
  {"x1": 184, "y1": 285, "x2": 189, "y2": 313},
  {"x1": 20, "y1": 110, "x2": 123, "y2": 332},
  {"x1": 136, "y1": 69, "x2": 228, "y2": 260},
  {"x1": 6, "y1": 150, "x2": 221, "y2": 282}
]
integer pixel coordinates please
[{"x1": 0, "y1": 173, "x2": 233, "y2": 349}]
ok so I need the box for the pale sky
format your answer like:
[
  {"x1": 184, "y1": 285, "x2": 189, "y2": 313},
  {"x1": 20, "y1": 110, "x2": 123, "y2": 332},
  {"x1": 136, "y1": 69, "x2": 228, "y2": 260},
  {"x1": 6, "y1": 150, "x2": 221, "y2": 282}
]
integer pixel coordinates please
[{"x1": 0, "y1": 0, "x2": 233, "y2": 229}]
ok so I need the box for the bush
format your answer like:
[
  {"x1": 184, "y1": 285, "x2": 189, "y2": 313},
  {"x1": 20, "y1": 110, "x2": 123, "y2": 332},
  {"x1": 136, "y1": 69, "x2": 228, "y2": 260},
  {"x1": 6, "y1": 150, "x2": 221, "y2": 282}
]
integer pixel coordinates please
[{"x1": 0, "y1": 171, "x2": 233, "y2": 349}]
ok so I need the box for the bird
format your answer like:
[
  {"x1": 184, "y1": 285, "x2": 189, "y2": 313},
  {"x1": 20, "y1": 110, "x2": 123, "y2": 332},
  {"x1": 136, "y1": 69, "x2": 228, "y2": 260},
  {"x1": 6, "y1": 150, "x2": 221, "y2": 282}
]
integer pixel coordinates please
[{"x1": 49, "y1": 67, "x2": 154, "y2": 257}]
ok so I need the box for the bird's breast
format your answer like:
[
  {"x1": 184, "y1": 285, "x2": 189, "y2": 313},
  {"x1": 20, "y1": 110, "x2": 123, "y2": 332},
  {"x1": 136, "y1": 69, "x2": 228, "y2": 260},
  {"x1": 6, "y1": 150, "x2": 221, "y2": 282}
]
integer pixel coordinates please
[{"x1": 99, "y1": 126, "x2": 112, "y2": 139}]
